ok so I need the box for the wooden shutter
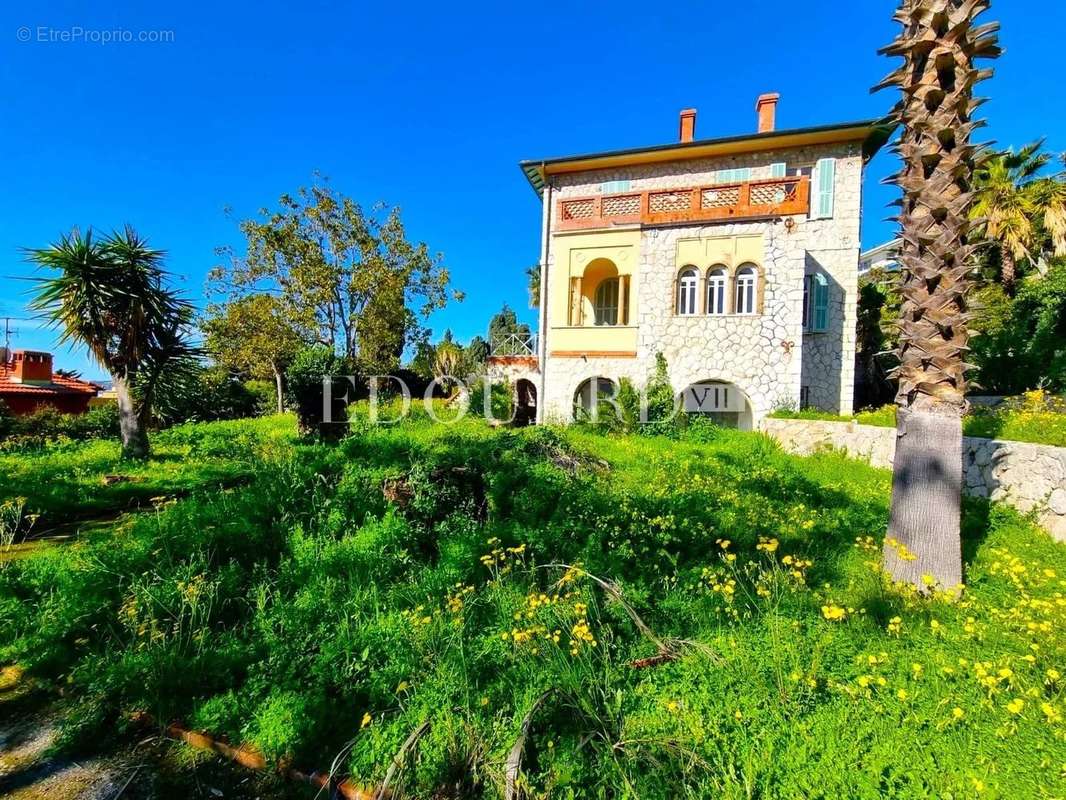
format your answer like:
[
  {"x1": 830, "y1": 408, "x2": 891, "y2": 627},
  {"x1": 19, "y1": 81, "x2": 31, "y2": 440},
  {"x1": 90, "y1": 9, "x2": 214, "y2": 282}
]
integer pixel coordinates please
[
  {"x1": 815, "y1": 158, "x2": 836, "y2": 218},
  {"x1": 813, "y1": 273, "x2": 830, "y2": 331},
  {"x1": 770, "y1": 162, "x2": 786, "y2": 178},
  {"x1": 620, "y1": 275, "x2": 630, "y2": 325}
]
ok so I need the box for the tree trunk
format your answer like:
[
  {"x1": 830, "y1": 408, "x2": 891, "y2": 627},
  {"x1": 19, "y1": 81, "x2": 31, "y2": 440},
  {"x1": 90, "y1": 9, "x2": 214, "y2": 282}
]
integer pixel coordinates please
[
  {"x1": 113, "y1": 375, "x2": 150, "y2": 460},
  {"x1": 272, "y1": 364, "x2": 285, "y2": 415},
  {"x1": 1000, "y1": 244, "x2": 1016, "y2": 296},
  {"x1": 884, "y1": 408, "x2": 963, "y2": 594}
]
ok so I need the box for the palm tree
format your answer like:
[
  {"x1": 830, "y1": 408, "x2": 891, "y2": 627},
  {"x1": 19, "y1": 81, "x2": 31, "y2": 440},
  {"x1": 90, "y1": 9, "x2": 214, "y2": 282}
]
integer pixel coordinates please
[
  {"x1": 971, "y1": 141, "x2": 1066, "y2": 294},
  {"x1": 432, "y1": 339, "x2": 464, "y2": 397},
  {"x1": 526, "y1": 264, "x2": 541, "y2": 309},
  {"x1": 27, "y1": 227, "x2": 199, "y2": 459},
  {"x1": 876, "y1": 0, "x2": 1000, "y2": 592}
]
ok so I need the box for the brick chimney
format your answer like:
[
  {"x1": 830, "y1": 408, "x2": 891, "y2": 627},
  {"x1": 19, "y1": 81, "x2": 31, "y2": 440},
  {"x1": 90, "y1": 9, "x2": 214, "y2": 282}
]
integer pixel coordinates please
[
  {"x1": 756, "y1": 93, "x2": 780, "y2": 133},
  {"x1": 679, "y1": 108, "x2": 697, "y2": 143},
  {"x1": 11, "y1": 350, "x2": 53, "y2": 385}
]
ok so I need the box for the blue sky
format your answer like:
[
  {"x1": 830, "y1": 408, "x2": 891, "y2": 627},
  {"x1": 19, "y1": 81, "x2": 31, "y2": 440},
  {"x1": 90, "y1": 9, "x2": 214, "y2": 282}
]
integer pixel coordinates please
[{"x1": 1, "y1": 1, "x2": 1063, "y2": 380}]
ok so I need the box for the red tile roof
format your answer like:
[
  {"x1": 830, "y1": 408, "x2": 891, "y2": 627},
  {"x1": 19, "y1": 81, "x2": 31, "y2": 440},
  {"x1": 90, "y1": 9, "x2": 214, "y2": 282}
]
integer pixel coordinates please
[{"x1": 0, "y1": 361, "x2": 99, "y2": 397}]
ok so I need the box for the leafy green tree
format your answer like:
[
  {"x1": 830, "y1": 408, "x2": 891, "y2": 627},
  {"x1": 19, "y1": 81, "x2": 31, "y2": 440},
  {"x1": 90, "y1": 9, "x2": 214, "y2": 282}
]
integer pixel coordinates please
[
  {"x1": 210, "y1": 178, "x2": 460, "y2": 362},
  {"x1": 465, "y1": 335, "x2": 490, "y2": 369},
  {"x1": 970, "y1": 259, "x2": 1066, "y2": 393},
  {"x1": 408, "y1": 340, "x2": 437, "y2": 379},
  {"x1": 27, "y1": 227, "x2": 198, "y2": 459},
  {"x1": 972, "y1": 141, "x2": 1066, "y2": 294},
  {"x1": 203, "y1": 294, "x2": 304, "y2": 414}
]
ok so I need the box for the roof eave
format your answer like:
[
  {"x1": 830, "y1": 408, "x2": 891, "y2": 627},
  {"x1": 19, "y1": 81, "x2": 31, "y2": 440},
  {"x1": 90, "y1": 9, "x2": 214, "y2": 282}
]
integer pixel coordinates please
[{"x1": 519, "y1": 118, "x2": 896, "y2": 197}]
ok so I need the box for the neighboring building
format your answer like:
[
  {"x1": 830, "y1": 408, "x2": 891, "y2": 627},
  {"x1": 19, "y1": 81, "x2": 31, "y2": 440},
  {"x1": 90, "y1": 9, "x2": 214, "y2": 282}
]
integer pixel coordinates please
[
  {"x1": 0, "y1": 349, "x2": 99, "y2": 415},
  {"x1": 859, "y1": 238, "x2": 902, "y2": 275},
  {"x1": 490, "y1": 93, "x2": 888, "y2": 427}
]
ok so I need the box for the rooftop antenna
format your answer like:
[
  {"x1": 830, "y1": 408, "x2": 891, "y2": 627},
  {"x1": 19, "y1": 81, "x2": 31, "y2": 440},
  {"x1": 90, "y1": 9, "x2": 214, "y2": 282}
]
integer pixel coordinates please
[{"x1": 1, "y1": 317, "x2": 17, "y2": 362}]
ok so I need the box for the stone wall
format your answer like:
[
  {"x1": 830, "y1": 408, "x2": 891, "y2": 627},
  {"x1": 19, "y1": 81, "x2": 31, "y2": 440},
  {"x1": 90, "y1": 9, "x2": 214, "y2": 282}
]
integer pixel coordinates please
[
  {"x1": 540, "y1": 140, "x2": 864, "y2": 422},
  {"x1": 760, "y1": 418, "x2": 1066, "y2": 541}
]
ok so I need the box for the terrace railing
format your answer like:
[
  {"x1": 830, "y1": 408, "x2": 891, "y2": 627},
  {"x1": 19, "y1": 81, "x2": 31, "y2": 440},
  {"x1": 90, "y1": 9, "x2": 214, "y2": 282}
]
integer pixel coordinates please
[
  {"x1": 490, "y1": 332, "x2": 538, "y2": 357},
  {"x1": 556, "y1": 175, "x2": 811, "y2": 231}
]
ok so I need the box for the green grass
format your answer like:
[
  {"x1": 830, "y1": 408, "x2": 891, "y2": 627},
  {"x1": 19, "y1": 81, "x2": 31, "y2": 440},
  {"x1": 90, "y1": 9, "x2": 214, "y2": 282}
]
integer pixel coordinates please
[
  {"x1": 0, "y1": 412, "x2": 1063, "y2": 799},
  {"x1": 0, "y1": 415, "x2": 298, "y2": 529},
  {"x1": 770, "y1": 400, "x2": 1066, "y2": 447}
]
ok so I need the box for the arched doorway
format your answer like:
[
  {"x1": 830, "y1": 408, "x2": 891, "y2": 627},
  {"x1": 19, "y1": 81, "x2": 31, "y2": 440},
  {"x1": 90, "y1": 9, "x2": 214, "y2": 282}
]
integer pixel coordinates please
[
  {"x1": 573, "y1": 377, "x2": 619, "y2": 422},
  {"x1": 515, "y1": 379, "x2": 537, "y2": 427},
  {"x1": 681, "y1": 380, "x2": 753, "y2": 430}
]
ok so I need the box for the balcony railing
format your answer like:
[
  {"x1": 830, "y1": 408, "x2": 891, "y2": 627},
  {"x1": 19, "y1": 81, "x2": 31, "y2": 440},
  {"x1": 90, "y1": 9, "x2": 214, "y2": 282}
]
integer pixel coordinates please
[
  {"x1": 489, "y1": 332, "x2": 538, "y2": 357},
  {"x1": 555, "y1": 176, "x2": 810, "y2": 231}
]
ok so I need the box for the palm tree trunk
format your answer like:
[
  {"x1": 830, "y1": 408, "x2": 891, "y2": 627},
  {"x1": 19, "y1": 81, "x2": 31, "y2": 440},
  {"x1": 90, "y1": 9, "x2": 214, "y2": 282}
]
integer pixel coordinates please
[
  {"x1": 885, "y1": 408, "x2": 963, "y2": 591},
  {"x1": 113, "y1": 375, "x2": 150, "y2": 459},
  {"x1": 878, "y1": 0, "x2": 999, "y2": 593},
  {"x1": 272, "y1": 363, "x2": 285, "y2": 415},
  {"x1": 1000, "y1": 244, "x2": 1016, "y2": 295}
]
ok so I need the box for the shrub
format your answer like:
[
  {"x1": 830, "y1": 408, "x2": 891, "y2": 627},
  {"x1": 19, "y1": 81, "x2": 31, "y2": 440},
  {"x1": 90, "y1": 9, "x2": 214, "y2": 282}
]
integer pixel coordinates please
[
  {"x1": 154, "y1": 366, "x2": 261, "y2": 426},
  {"x1": 0, "y1": 399, "x2": 11, "y2": 439},
  {"x1": 244, "y1": 379, "x2": 278, "y2": 416},
  {"x1": 285, "y1": 345, "x2": 351, "y2": 436}
]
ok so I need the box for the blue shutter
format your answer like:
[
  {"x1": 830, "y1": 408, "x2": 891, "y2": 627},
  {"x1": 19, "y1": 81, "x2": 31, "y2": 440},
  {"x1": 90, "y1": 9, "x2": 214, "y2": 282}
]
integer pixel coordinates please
[
  {"x1": 770, "y1": 162, "x2": 787, "y2": 178},
  {"x1": 815, "y1": 158, "x2": 836, "y2": 218},
  {"x1": 813, "y1": 273, "x2": 830, "y2": 331}
]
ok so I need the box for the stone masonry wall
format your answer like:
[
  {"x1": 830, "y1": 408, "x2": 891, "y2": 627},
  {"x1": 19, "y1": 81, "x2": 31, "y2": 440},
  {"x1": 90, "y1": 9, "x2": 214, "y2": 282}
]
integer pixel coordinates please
[
  {"x1": 761, "y1": 418, "x2": 1066, "y2": 541},
  {"x1": 541, "y1": 141, "x2": 864, "y2": 422}
]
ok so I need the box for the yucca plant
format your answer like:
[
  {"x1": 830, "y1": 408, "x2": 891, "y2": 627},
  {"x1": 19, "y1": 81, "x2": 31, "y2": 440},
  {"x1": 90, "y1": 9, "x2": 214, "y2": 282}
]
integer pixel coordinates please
[
  {"x1": 875, "y1": 0, "x2": 1000, "y2": 591},
  {"x1": 27, "y1": 226, "x2": 199, "y2": 459}
]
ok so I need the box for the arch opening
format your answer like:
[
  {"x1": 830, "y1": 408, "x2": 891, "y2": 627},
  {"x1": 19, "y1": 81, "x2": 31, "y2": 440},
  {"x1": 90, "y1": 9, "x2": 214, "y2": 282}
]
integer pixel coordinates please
[
  {"x1": 573, "y1": 376, "x2": 620, "y2": 422},
  {"x1": 681, "y1": 380, "x2": 753, "y2": 430}
]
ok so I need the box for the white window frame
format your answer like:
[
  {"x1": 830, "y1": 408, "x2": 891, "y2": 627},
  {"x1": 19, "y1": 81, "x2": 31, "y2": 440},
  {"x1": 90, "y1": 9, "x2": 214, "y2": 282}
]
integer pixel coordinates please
[
  {"x1": 706, "y1": 267, "x2": 727, "y2": 315},
  {"x1": 677, "y1": 268, "x2": 699, "y2": 316},
  {"x1": 734, "y1": 265, "x2": 758, "y2": 315}
]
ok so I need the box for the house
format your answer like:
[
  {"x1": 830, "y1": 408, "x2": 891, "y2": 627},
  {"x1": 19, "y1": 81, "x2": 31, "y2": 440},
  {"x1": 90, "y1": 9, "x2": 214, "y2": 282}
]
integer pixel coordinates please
[
  {"x1": 859, "y1": 239, "x2": 902, "y2": 275},
  {"x1": 0, "y1": 349, "x2": 99, "y2": 415},
  {"x1": 491, "y1": 93, "x2": 888, "y2": 428}
]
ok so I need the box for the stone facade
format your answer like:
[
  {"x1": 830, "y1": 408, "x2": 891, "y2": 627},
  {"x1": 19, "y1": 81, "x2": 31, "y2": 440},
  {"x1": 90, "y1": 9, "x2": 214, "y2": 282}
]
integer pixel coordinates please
[
  {"x1": 538, "y1": 141, "x2": 864, "y2": 423},
  {"x1": 761, "y1": 418, "x2": 1066, "y2": 541}
]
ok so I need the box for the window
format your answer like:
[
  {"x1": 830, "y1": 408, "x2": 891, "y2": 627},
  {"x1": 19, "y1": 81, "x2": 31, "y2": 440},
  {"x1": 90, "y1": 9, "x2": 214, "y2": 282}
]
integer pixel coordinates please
[
  {"x1": 770, "y1": 162, "x2": 787, "y2": 178},
  {"x1": 677, "y1": 268, "x2": 698, "y2": 315},
  {"x1": 734, "y1": 265, "x2": 758, "y2": 315},
  {"x1": 594, "y1": 278, "x2": 620, "y2": 326},
  {"x1": 706, "y1": 267, "x2": 727, "y2": 315},
  {"x1": 600, "y1": 180, "x2": 631, "y2": 194},
  {"x1": 813, "y1": 158, "x2": 836, "y2": 218},
  {"x1": 715, "y1": 167, "x2": 752, "y2": 184},
  {"x1": 803, "y1": 273, "x2": 829, "y2": 332}
]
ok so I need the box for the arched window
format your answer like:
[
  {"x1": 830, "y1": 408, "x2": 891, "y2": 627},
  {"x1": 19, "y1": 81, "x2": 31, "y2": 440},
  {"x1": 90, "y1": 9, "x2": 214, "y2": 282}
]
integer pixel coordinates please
[
  {"x1": 677, "y1": 268, "x2": 698, "y2": 315},
  {"x1": 734, "y1": 264, "x2": 758, "y2": 315},
  {"x1": 593, "y1": 278, "x2": 620, "y2": 326},
  {"x1": 706, "y1": 267, "x2": 727, "y2": 315}
]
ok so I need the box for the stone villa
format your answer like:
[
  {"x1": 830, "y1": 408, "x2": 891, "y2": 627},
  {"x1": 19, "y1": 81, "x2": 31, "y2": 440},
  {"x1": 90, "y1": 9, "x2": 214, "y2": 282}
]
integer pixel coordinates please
[{"x1": 490, "y1": 94, "x2": 888, "y2": 428}]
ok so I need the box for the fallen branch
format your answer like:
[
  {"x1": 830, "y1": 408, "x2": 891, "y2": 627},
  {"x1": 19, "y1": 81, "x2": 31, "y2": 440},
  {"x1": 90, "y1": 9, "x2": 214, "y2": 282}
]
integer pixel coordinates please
[
  {"x1": 148, "y1": 717, "x2": 384, "y2": 800},
  {"x1": 505, "y1": 691, "x2": 554, "y2": 800},
  {"x1": 375, "y1": 720, "x2": 431, "y2": 800}
]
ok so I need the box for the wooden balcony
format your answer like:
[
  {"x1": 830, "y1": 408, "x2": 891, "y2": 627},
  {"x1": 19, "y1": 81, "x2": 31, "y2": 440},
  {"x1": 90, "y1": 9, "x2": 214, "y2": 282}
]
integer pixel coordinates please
[{"x1": 555, "y1": 176, "x2": 810, "y2": 232}]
